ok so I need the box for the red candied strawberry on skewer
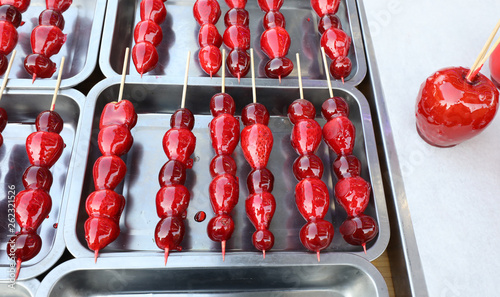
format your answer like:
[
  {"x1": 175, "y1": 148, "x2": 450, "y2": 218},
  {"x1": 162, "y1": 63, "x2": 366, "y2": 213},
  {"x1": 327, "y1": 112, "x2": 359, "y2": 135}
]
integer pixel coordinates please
[
  {"x1": 0, "y1": 0, "x2": 30, "y2": 13},
  {"x1": 0, "y1": 51, "x2": 16, "y2": 147},
  {"x1": 194, "y1": 0, "x2": 222, "y2": 77}
]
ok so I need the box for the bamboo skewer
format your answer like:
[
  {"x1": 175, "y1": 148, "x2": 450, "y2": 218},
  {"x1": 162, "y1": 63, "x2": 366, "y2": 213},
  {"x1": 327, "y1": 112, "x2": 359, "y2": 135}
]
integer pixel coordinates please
[
  {"x1": 49, "y1": 57, "x2": 65, "y2": 111},
  {"x1": 118, "y1": 47, "x2": 130, "y2": 103},
  {"x1": 321, "y1": 47, "x2": 334, "y2": 98},
  {"x1": 466, "y1": 19, "x2": 500, "y2": 81},
  {"x1": 296, "y1": 53, "x2": 304, "y2": 100},
  {"x1": 181, "y1": 51, "x2": 191, "y2": 109},
  {"x1": 0, "y1": 50, "x2": 17, "y2": 102}
]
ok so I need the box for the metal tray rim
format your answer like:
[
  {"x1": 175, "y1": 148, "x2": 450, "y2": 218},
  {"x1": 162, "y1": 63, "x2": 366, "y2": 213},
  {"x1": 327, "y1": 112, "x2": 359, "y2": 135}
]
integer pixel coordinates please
[
  {"x1": 64, "y1": 76, "x2": 389, "y2": 262},
  {"x1": 0, "y1": 89, "x2": 86, "y2": 281},
  {"x1": 0, "y1": 278, "x2": 40, "y2": 297},
  {"x1": 98, "y1": 0, "x2": 367, "y2": 87}
]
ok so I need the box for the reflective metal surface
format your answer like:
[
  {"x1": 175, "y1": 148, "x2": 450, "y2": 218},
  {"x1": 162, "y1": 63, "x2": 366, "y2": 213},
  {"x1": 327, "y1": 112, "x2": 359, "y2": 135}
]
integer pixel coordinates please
[
  {"x1": 3, "y1": 0, "x2": 106, "y2": 89},
  {"x1": 64, "y1": 76, "x2": 389, "y2": 263},
  {"x1": 36, "y1": 254, "x2": 388, "y2": 297},
  {"x1": 0, "y1": 278, "x2": 39, "y2": 297},
  {"x1": 0, "y1": 89, "x2": 85, "y2": 280},
  {"x1": 99, "y1": 0, "x2": 367, "y2": 86}
]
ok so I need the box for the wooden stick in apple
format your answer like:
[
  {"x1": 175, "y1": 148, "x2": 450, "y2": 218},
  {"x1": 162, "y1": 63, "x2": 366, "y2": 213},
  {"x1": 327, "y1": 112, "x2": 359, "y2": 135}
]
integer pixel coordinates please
[
  {"x1": 466, "y1": 19, "x2": 500, "y2": 81},
  {"x1": 118, "y1": 47, "x2": 130, "y2": 103}
]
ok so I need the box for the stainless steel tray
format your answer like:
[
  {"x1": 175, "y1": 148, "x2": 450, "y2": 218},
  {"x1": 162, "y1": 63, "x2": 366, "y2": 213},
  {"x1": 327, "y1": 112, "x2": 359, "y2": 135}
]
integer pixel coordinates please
[
  {"x1": 0, "y1": 278, "x2": 39, "y2": 297},
  {"x1": 99, "y1": 0, "x2": 366, "y2": 86},
  {"x1": 3, "y1": 0, "x2": 106, "y2": 89},
  {"x1": 0, "y1": 89, "x2": 85, "y2": 280},
  {"x1": 36, "y1": 254, "x2": 389, "y2": 297},
  {"x1": 64, "y1": 76, "x2": 389, "y2": 263}
]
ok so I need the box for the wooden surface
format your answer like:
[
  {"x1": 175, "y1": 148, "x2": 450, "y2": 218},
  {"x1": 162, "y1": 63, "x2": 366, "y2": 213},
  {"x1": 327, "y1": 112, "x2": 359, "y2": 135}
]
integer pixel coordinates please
[{"x1": 372, "y1": 251, "x2": 395, "y2": 297}]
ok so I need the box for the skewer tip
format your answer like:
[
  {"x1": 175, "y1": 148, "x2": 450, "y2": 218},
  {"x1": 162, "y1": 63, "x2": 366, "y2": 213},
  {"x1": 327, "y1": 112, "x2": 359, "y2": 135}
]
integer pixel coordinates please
[
  {"x1": 317, "y1": 250, "x2": 321, "y2": 262},
  {"x1": 164, "y1": 248, "x2": 169, "y2": 266},
  {"x1": 221, "y1": 240, "x2": 226, "y2": 262},
  {"x1": 32, "y1": 74, "x2": 36, "y2": 84},
  {"x1": 210, "y1": 71, "x2": 213, "y2": 79},
  {"x1": 279, "y1": 76, "x2": 281, "y2": 84},
  {"x1": 94, "y1": 250, "x2": 99, "y2": 263},
  {"x1": 238, "y1": 73, "x2": 241, "y2": 83},
  {"x1": 15, "y1": 258, "x2": 21, "y2": 280},
  {"x1": 341, "y1": 77, "x2": 345, "y2": 84},
  {"x1": 362, "y1": 243, "x2": 367, "y2": 254},
  {"x1": 263, "y1": 250, "x2": 266, "y2": 259}
]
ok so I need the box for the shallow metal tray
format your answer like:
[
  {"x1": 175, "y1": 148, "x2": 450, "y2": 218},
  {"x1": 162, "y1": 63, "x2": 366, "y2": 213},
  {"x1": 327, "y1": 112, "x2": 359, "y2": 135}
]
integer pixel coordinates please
[
  {"x1": 3, "y1": 0, "x2": 106, "y2": 89},
  {"x1": 64, "y1": 76, "x2": 389, "y2": 263},
  {"x1": 99, "y1": 0, "x2": 366, "y2": 86},
  {"x1": 0, "y1": 278, "x2": 39, "y2": 297},
  {"x1": 36, "y1": 254, "x2": 388, "y2": 296},
  {"x1": 0, "y1": 89, "x2": 85, "y2": 280}
]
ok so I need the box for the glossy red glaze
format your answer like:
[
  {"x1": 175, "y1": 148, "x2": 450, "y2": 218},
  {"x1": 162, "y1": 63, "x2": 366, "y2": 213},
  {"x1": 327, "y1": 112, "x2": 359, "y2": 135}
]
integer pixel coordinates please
[
  {"x1": 155, "y1": 216, "x2": 185, "y2": 251},
  {"x1": 46, "y1": 0, "x2": 72, "y2": 12},
  {"x1": 132, "y1": 41, "x2": 159, "y2": 75},
  {"x1": 241, "y1": 103, "x2": 269, "y2": 126},
  {"x1": 252, "y1": 229, "x2": 274, "y2": 251},
  {"x1": 322, "y1": 116, "x2": 355, "y2": 155},
  {"x1": 22, "y1": 165, "x2": 53, "y2": 191},
  {"x1": 31, "y1": 25, "x2": 66, "y2": 57},
  {"x1": 339, "y1": 214, "x2": 378, "y2": 246},
  {"x1": 334, "y1": 176, "x2": 370, "y2": 217},
  {"x1": 85, "y1": 190, "x2": 125, "y2": 220},
  {"x1": 0, "y1": 107, "x2": 8, "y2": 132},
  {"x1": 84, "y1": 217, "x2": 120, "y2": 251},
  {"x1": 198, "y1": 45, "x2": 222, "y2": 76},
  {"x1": 134, "y1": 20, "x2": 163, "y2": 47},
  {"x1": 223, "y1": 25, "x2": 250, "y2": 50},
  {"x1": 0, "y1": 133, "x2": 3, "y2": 147},
  {"x1": 159, "y1": 160, "x2": 187, "y2": 186},
  {"x1": 416, "y1": 67, "x2": 499, "y2": 147},
  {"x1": 295, "y1": 178, "x2": 329, "y2": 220},
  {"x1": 99, "y1": 100, "x2": 137, "y2": 130},
  {"x1": 333, "y1": 154, "x2": 360, "y2": 179},
  {"x1": 210, "y1": 114, "x2": 240, "y2": 155},
  {"x1": 1, "y1": 0, "x2": 29, "y2": 13},
  {"x1": 257, "y1": 0, "x2": 283, "y2": 12},
  {"x1": 224, "y1": 8, "x2": 249, "y2": 27},
  {"x1": 93, "y1": 155, "x2": 127, "y2": 190},
  {"x1": 247, "y1": 168, "x2": 274, "y2": 194},
  {"x1": 0, "y1": 5, "x2": 22, "y2": 28},
  {"x1": 194, "y1": 211, "x2": 206, "y2": 222},
  {"x1": 291, "y1": 119, "x2": 322, "y2": 155},
  {"x1": 265, "y1": 57, "x2": 293, "y2": 79},
  {"x1": 318, "y1": 14, "x2": 341, "y2": 34},
  {"x1": 170, "y1": 108, "x2": 195, "y2": 130},
  {"x1": 321, "y1": 96, "x2": 349, "y2": 120},
  {"x1": 162, "y1": 128, "x2": 196, "y2": 166},
  {"x1": 491, "y1": 46, "x2": 500, "y2": 88},
  {"x1": 330, "y1": 56, "x2": 352, "y2": 80},
  {"x1": 207, "y1": 214, "x2": 234, "y2": 242},
  {"x1": 39, "y1": 9, "x2": 65, "y2": 30},
  {"x1": 320, "y1": 28, "x2": 351, "y2": 60},
  {"x1": 225, "y1": 0, "x2": 247, "y2": 9},
  {"x1": 15, "y1": 189, "x2": 52, "y2": 231},
  {"x1": 226, "y1": 49, "x2": 250, "y2": 79},
  {"x1": 311, "y1": 0, "x2": 340, "y2": 17},
  {"x1": 0, "y1": 20, "x2": 17, "y2": 55},
  {"x1": 8, "y1": 233, "x2": 42, "y2": 262},
  {"x1": 209, "y1": 173, "x2": 239, "y2": 215},
  {"x1": 35, "y1": 110, "x2": 63, "y2": 133},
  {"x1": 98, "y1": 124, "x2": 133, "y2": 156},
  {"x1": 260, "y1": 27, "x2": 290, "y2": 59},
  {"x1": 241, "y1": 123, "x2": 273, "y2": 169},
  {"x1": 26, "y1": 131, "x2": 64, "y2": 168},
  {"x1": 299, "y1": 219, "x2": 334, "y2": 252},
  {"x1": 292, "y1": 154, "x2": 324, "y2": 180},
  {"x1": 0, "y1": 53, "x2": 7, "y2": 75},
  {"x1": 140, "y1": 0, "x2": 167, "y2": 24},
  {"x1": 193, "y1": 0, "x2": 221, "y2": 25},
  {"x1": 198, "y1": 23, "x2": 222, "y2": 48},
  {"x1": 263, "y1": 10, "x2": 285, "y2": 30},
  {"x1": 24, "y1": 54, "x2": 56, "y2": 79},
  {"x1": 156, "y1": 184, "x2": 190, "y2": 218},
  {"x1": 209, "y1": 154, "x2": 237, "y2": 177},
  {"x1": 246, "y1": 192, "x2": 276, "y2": 230},
  {"x1": 288, "y1": 99, "x2": 316, "y2": 124},
  {"x1": 210, "y1": 92, "x2": 235, "y2": 116}
]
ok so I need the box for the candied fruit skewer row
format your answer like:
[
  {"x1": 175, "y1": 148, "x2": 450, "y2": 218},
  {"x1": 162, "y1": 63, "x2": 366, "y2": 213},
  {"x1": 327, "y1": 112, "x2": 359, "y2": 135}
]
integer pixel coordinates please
[
  {"x1": 311, "y1": 0, "x2": 352, "y2": 82},
  {"x1": 8, "y1": 57, "x2": 65, "y2": 279},
  {"x1": 258, "y1": 0, "x2": 293, "y2": 81},
  {"x1": 132, "y1": 0, "x2": 167, "y2": 76},
  {"x1": 222, "y1": 0, "x2": 250, "y2": 81},
  {"x1": 241, "y1": 49, "x2": 276, "y2": 257},
  {"x1": 194, "y1": 0, "x2": 222, "y2": 77},
  {"x1": 0, "y1": 50, "x2": 16, "y2": 147},
  {"x1": 207, "y1": 50, "x2": 240, "y2": 260},
  {"x1": 320, "y1": 48, "x2": 378, "y2": 253},
  {"x1": 155, "y1": 52, "x2": 196, "y2": 264},
  {"x1": 24, "y1": 0, "x2": 72, "y2": 81},
  {"x1": 288, "y1": 54, "x2": 333, "y2": 261},
  {"x1": 0, "y1": 2, "x2": 27, "y2": 75},
  {"x1": 84, "y1": 49, "x2": 138, "y2": 261}
]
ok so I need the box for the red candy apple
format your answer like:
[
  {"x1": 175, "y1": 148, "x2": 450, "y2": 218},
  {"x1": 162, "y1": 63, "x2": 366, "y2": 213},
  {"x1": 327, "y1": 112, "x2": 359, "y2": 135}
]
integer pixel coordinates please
[{"x1": 490, "y1": 45, "x2": 500, "y2": 88}]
